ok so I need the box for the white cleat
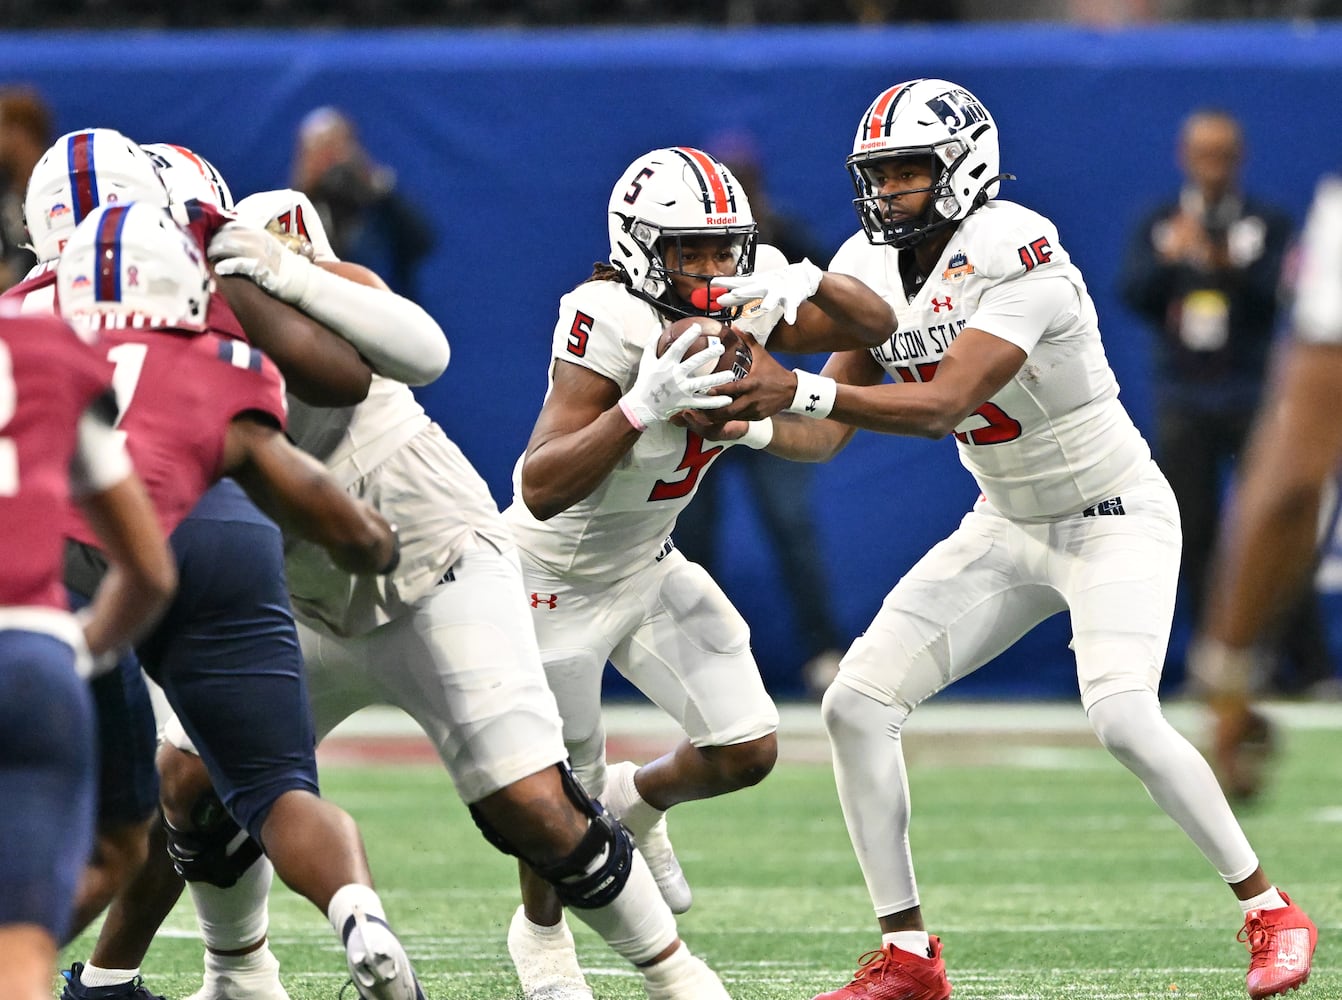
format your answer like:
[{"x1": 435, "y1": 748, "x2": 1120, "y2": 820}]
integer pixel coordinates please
[
  {"x1": 602, "y1": 761, "x2": 692, "y2": 914},
  {"x1": 641, "y1": 945, "x2": 731, "y2": 1000},
  {"x1": 185, "y1": 948, "x2": 290, "y2": 1000},
  {"x1": 506, "y1": 905, "x2": 594, "y2": 1000},
  {"x1": 342, "y1": 906, "x2": 425, "y2": 1000}
]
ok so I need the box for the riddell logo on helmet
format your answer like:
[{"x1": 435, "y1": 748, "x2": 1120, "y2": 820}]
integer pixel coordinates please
[
  {"x1": 705, "y1": 214, "x2": 737, "y2": 224},
  {"x1": 859, "y1": 140, "x2": 888, "y2": 150}
]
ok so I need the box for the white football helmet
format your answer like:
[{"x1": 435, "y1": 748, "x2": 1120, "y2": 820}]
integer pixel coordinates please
[
  {"x1": 847, "y1": 79, "x2": 1004, "y2": 248},
  {"x1": 23, "y1": 128, "x2": 168, "y2": 263},
  {"x1": 57, "y1": 202, "x2": 211, "y2": 333},
  {"x1": 231, "y1": 188, "x2": 337, "y2": 262},
  {"x1": 607, "y1": 146, "x2": 756, "y2": 318},
  {"x1": 141, "y1": 142, "x2": 235, "y2": 211}
]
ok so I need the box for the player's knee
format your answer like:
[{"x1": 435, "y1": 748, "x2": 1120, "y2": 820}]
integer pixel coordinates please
[
  {"x1": 163, "y1": 790, "x2": 264, "y2": 889},
  {"x1": 822, "y1": 677, "x2": 906, "y2": 741},
  {"x1": 705, "y1": 733, "x2": 777, "y2": 791},
  {"x1": 156, "y1": 740, "x2": 215, "y2": 828},
  {"x1": 470, "y1": 764, "x2": 635, "y2": 909},
  {"x1": 532, "y1": 810, "x2": 634, "y2": 910}
]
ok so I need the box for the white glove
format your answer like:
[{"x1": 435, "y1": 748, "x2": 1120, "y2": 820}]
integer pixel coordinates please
[
  {"x1": 715, "y1": 258, "x2": 824, "y2": 325},
  {"x1": 208, "y1": 223, "x2": 317, "y2": 306},
  {"x1": 619, "y1": 324, "x2": 734, "y2": 431}
]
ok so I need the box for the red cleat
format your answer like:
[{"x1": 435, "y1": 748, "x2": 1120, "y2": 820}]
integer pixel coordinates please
[
  {"x1": 1240, "y1": 891, "x2": 1318, "y2": 999},
  {"x1": 812, "y1": 938, "x2": 951, "y2": 1000}
]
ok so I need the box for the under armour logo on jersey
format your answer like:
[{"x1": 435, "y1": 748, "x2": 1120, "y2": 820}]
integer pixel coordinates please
[
  {"x1": 530, "y1": 593, "x2": 558, "y2": 610},
  {"x1": 1082, "y1": 497, "x2": 1125, "y2": 517},
  {"x1": 931, "y1": 295, "x2": 952, "y2": 312}
]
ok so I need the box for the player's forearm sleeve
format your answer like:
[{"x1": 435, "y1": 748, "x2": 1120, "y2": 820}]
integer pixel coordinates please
[{"x1": 294, "y1": 266, "x2": 450, "y2": 385}]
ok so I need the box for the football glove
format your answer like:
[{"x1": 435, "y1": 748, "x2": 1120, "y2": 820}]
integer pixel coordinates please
[
  {"x1": 208, "y1": 223, "x2": 316, "y2": 306},
  {"x1": 716, "y1": 258, "x2": 823, "y2": 325},
  {"x1": 619, "y1": 324, "x2": 733, "y2": 430}
]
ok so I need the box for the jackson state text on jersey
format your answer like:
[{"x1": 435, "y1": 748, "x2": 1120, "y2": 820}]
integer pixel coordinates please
[
  {"x1": 0, "y1": 313, "x2": 114, "y2": 612},
  {"x1": 829, "y1": 200, "x2": 1150, "y2": 521},
  {"x1": 65, "y1": 330, "x2": 287, "y2": 545},
  {"x1": 504, "y1": 245, "x2": 788, "y2": 581}
]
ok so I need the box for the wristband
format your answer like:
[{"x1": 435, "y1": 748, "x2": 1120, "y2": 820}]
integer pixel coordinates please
[
  {"x1": 787, "y1": 369, "x2": 837, "y2": 419},
  {"x1": 380, "y1": 524, "x2": 402, "y2": 575},
  {"x1": 737, "y1": 418, "x2": 774, "y2": 450},
  {"x1": 617, "y1": 398, "x2": 648, "y2": 432}
]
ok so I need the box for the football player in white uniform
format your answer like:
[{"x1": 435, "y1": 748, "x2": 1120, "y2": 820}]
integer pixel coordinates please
[
  {"x1": 1191, "y1": 172, "x2": 1342, "y2": 799},
  {"x1": 79, "y1": 171, "x2": 743, "y2": 1000},
  {"x1": 711, "y1": 81, "x2": 1316, "y2": 1000},
  {"x1": 502, "y1": 145, "x2": 894, "y2": 1000}
]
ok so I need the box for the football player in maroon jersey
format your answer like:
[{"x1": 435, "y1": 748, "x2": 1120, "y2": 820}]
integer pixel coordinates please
[{"x1": 0, "y1": 308, "x2": 174, "y2": 1000}]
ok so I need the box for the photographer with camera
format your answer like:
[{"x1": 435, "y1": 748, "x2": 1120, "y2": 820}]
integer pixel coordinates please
[
  {"x1": 1120, "y1": 108, "x2": 1334, "y2": 702},
  {"x1": 291, "y1": 106, "x2": 434, "y2": 299}
]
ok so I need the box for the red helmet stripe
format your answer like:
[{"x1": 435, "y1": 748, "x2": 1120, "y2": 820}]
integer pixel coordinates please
[
  {"x1": 674, "y1": 146, "x2": 731, "y2": 214},
  {"x1": 68, "y1": 132, "x2": 98, "y2": 222},
  {"x1": 94, "y1": 204, "x2": 131, "y2": 303},
  {"x1": 866, "y1": 84, "x2": 909, "y2": 141}
]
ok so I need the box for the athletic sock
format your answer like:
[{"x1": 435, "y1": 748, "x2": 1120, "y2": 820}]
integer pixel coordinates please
[
  {"x1": 1239, "y1": 886, "x2": 1288, "y2": 914},
  {"x1": 76, "y1": 965, "x2": 139, "y2": 988},
  {"x1": 883, "y1": 930, "x2": 931, "y2": 958}
]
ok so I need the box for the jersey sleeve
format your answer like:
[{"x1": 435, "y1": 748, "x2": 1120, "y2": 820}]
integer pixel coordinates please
[
  {"x1": 550, "y1": 284, "x2": 639, "y2": 388},
  {"x1": 966, "y1": 273, "x2": 1079, "y2": 356},
  {"x1": 210, "y1": 339, "x2": 289, "y2": 431}
]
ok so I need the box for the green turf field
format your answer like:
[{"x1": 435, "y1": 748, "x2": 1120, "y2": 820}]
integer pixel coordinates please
[{"x1": 62, "y1": 703, "x2": 1339, "y2": 999}]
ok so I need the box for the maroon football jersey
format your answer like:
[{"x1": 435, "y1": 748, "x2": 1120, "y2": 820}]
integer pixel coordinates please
[
  {"x1": 0, "y1": 311, "x2": 115, "y2": 611},
  {"x1": 66, "y1": 328, "x2": 287, "y2": 545}
]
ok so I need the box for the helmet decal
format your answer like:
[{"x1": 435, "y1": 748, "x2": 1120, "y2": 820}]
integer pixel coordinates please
[
  {"x1": 858, "y1": 83, "x2": 914, "y2": 145},
  {"x1": 670, "y1": 146, "x2": 737, "y2": 216},
  {"x1": 94, "y1": 203, "x2": 131, "y2": 303},
  {"x1": 67, "y1": 131, "x2": 100, "y2": 223}
]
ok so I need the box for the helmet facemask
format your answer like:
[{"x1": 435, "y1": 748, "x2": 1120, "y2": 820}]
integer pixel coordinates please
[
  {"x1": 635, "y1": 225, "x2": 757, "y2": 320},
  {"x1": 849, "y1": 139, "x2": 983, "y2": 249}
]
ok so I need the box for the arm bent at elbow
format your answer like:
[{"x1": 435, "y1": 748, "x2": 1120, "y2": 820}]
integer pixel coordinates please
[
  {"x1": 225, "y1": 415, "x2": 397, "y2": 575},
  {"x1": 218, "y1": 275, "x2": 372, "y2": 406}
]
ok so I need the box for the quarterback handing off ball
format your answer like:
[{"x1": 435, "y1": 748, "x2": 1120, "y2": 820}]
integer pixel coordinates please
[{"x1": 657, "y1": 315, "x2": 753, "y2": 382}]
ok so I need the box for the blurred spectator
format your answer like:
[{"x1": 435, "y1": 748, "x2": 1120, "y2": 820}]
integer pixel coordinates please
[
  {"x1": 1191, "y1": 169, "x2": 1342, "y2": 799},
  {"x1": 0, "y1": 86, "x2": 52, "y2": 292},
  {"x1": 1119, "y1": 108, "x2": 1335, "y2": 697},
  {"x1": 291, "y1": 106, "x2": 433, "y2": 298},
  {"x1": 672, "y1": 129, "x2": 849, "y2": 698}
]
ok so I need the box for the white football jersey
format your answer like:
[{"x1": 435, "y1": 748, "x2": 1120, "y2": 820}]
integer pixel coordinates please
[
  {"x1": 1292, "y1": 174, "x2": 1342, "y2": 346},
  {"x1": 504, "y1": 245, "x2": 787, "y2": 581},
  {"x1": 285, "y1": 376, "x2": 512, "y2": 636},
  {"x1": 830, "y1": 200, "x2": 1150, "y2": 521}
]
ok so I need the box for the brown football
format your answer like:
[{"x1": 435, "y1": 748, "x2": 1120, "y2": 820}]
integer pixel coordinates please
[{"x1": 656, "y1": 316, "x2": 752, "y2": 381}]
